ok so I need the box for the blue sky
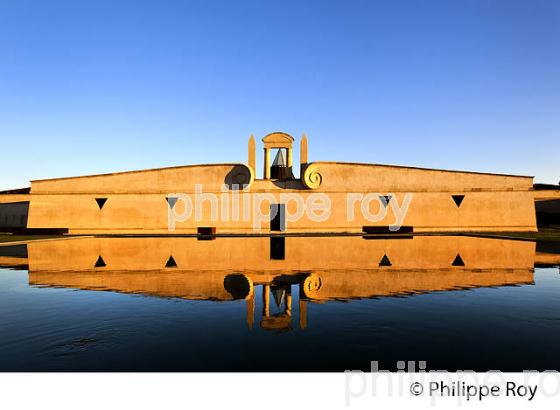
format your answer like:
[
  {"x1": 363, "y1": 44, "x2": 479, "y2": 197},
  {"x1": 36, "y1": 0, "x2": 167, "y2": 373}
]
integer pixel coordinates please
[{"x1": 1, "y1": 0, "x2": 559, "y2": 189}]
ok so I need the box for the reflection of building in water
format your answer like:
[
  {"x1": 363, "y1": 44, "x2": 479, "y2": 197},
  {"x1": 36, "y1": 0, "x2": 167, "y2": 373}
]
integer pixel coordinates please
[
  {"x1": 24, "y1": 235, "x2": 539, "y2": 272},
  {"x1": 0, "y1": 244, "x2": 28, "y2": 270},
  {"x1": 260, "y1": 283, "x2": 293, "y2": 332},
  {"x1": 3, "y1": 235, "x2": 556, "y2": 330}
]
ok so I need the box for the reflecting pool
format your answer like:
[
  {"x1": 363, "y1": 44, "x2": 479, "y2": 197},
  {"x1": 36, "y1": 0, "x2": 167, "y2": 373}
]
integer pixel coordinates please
[{"x1": 0, "y1": 235, "x2": 559, "y2": 371}]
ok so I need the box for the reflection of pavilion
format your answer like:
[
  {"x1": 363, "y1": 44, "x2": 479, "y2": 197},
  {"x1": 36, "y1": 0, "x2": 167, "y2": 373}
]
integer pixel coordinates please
[
  {"x1": 1, "y1": 235, "x2": 559, "y2": 331},
  {"x1": 260, "y1": 283, "x2": 295, "y2": 332}
]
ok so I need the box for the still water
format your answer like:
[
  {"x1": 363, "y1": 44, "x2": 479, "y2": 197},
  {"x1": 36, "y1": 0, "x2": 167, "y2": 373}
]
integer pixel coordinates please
[{"x1": 0, "y1": 235, "x2": 559, "y2": 371}]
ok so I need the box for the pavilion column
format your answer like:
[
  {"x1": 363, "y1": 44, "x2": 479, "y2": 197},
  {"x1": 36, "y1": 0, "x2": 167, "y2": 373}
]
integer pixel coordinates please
[
  {"x1": 287, "y1": 148, "x2": 293, "y2": 169},
  {"x1": 246, "y1": 291, "x2": 255, "y2": 330},
  {"x1": 262, "y1": 285, "x2": 270, "y2": 317},
  {"x1": 248, "y1": 135, "x2": 256, "y2": 173},
  {"x1": 299, "y1": 300, "x2": 307, "y2": 330},
  {"x1": 285, "y1": 286, "x2": 292, "y2": 317},
  {"x1": 264, "y1": 148, "x2": 271, "y2": 179}
]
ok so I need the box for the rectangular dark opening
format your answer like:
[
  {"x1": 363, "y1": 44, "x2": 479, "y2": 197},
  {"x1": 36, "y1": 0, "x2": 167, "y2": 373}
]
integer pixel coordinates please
[
  {"x1": 0, "y1": 201, "x2": 29, "y2": 229},
  {"x1": 270, "y1": 204, "x2": 286, "y2": 232},
  {"x1": 362, "y1": 226, "x2": 413, "y2": 234},
  {"x1": 3, "y1": 228, "x2": 68, "y2": 235},
  {"x1": 270, "y1": 237, "x2": 285, "y2": 260},
  {"x1": 362, "y1": 226, "x2": 413, "y2": 240},
  {"x1": 197, "y1": 227, "x2": 216, "y2": 240},
  {"x1": 0, "y1": 244, "x2": 28, "y2": 258},
  {"x1": 536, "y1": 199, "x2": 560, "y2": 226}
]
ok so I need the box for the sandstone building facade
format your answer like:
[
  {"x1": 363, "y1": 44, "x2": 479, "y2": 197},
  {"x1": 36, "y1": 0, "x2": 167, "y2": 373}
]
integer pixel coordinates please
[{"x1": 0, "y1": 132, "x2": 543, "y2": 234}]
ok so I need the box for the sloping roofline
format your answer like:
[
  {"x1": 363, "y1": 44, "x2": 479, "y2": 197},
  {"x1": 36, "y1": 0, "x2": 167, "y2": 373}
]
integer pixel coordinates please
[
  {"x1": 30, "y1": 160, "x2": 533, "y2": 183},
  {"x1": 314, "y1": 161, "x2": 534, "y2": 179},
  {"x1": 30, "y1": 163, "x2": 247, "y2": 182}
]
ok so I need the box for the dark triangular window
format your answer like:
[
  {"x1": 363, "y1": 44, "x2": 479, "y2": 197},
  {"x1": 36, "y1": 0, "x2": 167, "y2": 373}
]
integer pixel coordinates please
[
  {"x1": 379, "y1": 195, "x2": 392, "y2": 207},
  {"x1": 379, "y1": 254, "x2": 392, "y2": 267},
  {"x1": 166, "y1": 197, "x2": 178, "y2": 209},
  {"x1": 94, "y1": 255, "x2": 106, "y2": 268},
  {"x1": 452, "y1": 195, "x2": 465, "y2": 207},
  {"x1": 452, "y1": 254, "x2": 465, "y2": 267},
  {"x1": 95, "y1": 198, "x2": 107, "y2": 210},
  {"x1": 165, "y1": 255, "x2": 177, "y2": 268}
]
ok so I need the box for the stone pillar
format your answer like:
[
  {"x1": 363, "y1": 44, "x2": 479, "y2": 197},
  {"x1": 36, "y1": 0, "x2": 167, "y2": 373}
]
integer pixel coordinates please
[
  {"x1": 287, "y1": 148, "x2": 293, "y2": 169},
  {"x1": 300, "y1": 134, "x2": 308, "y2": 177},
  {"x1": 248, "y1": 135, "x2": 256, "y2": 173},
  {"x1": 246, "y1": 291, "x2": 255, "y2": 329},
  {"x1": 264, "y1": 148, "x2": 271, "y2": 179},
  {"x1": 262, "y1": 284, "x2": 270, "y2": 317},
  {"x1": 299, "y1": 300, "x2": 307, "y2": 330},
  {"x1": 285, "y1": 286, "x2": 292, "y2": 317}
]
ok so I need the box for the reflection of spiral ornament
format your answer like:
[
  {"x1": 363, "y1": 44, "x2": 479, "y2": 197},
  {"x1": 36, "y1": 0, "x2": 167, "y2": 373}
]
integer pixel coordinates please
[
  {"x1": 302, "y1": 163, "x2": 323, "y2": 189},
  {"x1": 303, "y1": 274, "x2": 322, "y2": 298}
]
